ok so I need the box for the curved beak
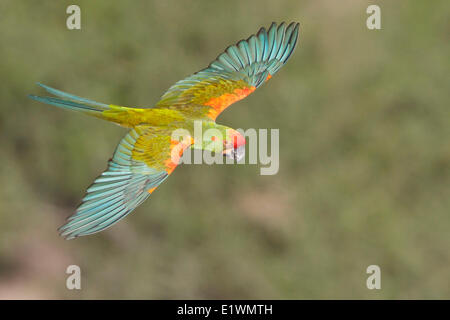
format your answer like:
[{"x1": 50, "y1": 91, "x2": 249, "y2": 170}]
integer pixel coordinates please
[{"x1": 223, "y1": 145, "x2": 245, "y2": 162}]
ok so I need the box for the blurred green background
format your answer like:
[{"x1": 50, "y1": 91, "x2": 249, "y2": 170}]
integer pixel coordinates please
[{"x1": 0, "y1": 0, "x2": 448, "y2": 299}]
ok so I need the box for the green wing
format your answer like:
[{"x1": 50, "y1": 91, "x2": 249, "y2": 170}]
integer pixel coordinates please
[
  {"x1": 156, "y1": 22, "x2": 299, "y2": 120},
  {"x1": 59, "y1": 126, "x2": 191, "y2": 239}
]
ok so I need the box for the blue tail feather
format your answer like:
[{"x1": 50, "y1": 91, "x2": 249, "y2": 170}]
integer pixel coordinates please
[{"x1": 29, "y1": 83, "x2": 110, "y2": 114}]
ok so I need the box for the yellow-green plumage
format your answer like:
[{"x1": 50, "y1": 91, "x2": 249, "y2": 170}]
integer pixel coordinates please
[{"x1": 29, "y1": 22, "x2": 300, "y2": 239}]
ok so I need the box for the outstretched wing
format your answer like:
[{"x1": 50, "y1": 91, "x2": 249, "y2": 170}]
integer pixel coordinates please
[
  {"x1": 59, "y1": 126, "x2": 192, "y2": 239},
  {"x1": 156, "y1": 22, "x2": 299, "y2": 120}
]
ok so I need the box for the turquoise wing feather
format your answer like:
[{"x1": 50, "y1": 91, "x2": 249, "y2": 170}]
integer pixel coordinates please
[
  {"x1": 59, "y1": 127, "x2": 170, "y2": 239},
  {"x1": 156, "y1": 22, "x2": 300, "y2": 117},
  {"x1": 211, "y1": 21, "x2": 299, "y2": 85}
]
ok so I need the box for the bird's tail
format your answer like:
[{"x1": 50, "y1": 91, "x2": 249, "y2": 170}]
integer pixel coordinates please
[
  {"x1": 29, "y1": 83, "x2": 144, "y2": 127},
  {"x1": 29, "y1": 83, "x2": 111, "y2": 116}
]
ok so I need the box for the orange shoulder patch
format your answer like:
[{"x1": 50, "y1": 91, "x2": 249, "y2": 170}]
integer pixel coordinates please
[
  {"x1": 205, "y1": 86, "x2": 256, "y2": 119},
  {"x1": 163, "y1": 136, "x2": 194, "y2": 174}
]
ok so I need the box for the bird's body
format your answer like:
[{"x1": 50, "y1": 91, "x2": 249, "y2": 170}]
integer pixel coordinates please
[{"x1": 29, "y1": 22, "x2": 300, "y2": 239}]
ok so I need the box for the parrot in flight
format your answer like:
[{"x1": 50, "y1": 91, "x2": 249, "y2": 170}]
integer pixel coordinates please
[{"x1": 29, "y1": 22, "x2": 300, "y2": 239}]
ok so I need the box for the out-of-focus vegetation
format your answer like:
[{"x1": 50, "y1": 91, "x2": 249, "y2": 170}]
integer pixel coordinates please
[{"x1": 0, "y1": 0, "x2": 448, "y2": 299}]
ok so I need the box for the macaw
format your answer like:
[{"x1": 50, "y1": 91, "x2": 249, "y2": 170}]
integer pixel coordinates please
[{"x1": 29, "y1": 22, "x2": 300, "y2": 239}]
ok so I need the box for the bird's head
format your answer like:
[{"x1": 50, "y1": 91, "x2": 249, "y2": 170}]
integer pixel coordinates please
[
  {"x1": 222, "y1": 129, "x2": 246, "y2": 161},
  {"x1": 199, "y1": 125, "x2": 246, "y2": 162}
]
